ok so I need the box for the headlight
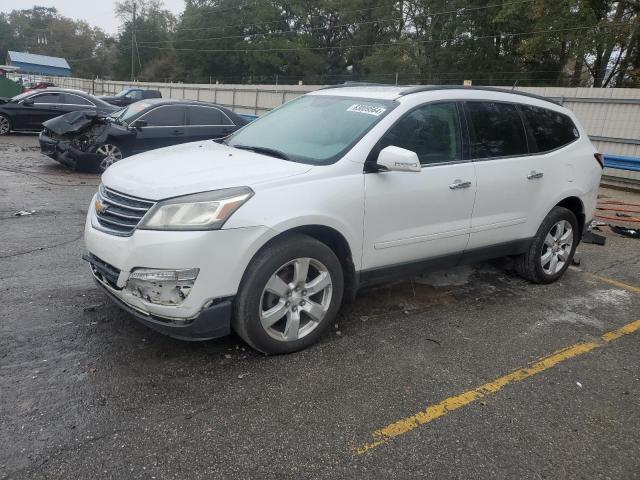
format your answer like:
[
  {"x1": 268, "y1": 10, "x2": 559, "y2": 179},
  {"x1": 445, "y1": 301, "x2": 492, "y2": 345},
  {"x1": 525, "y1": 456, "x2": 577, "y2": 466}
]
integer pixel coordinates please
[{"x1": 138, "y1": 187, "x2": 253, "y2": 231}]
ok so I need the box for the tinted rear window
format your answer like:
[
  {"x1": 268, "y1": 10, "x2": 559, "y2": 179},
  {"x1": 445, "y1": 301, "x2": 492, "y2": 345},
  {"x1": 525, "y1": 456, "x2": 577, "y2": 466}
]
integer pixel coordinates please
[
  {"x1": 521, "y1": 105, "x2": 579, "y2": 152},
  {"x1": 466, "y1": 102, "x2": 528, "y2": 158},
  {"x1": 189, "y1": 106, "x2": 232, "y2": 125},
  {"x1": 142, "y1": 106, "x2": 185, "y2": 126}
]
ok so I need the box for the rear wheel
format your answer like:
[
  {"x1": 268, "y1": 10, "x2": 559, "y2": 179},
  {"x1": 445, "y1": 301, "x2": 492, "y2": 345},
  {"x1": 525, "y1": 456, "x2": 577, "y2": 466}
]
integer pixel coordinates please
[
  {"x1": 0, "y1": 114, "x2": 11, "y2": 136},
  {"x1": 233, "y1": 234, "x2": 344, "y2": 354},
  {"x1": 515, "y1": 206, "x2": 578, "y2": 284}
]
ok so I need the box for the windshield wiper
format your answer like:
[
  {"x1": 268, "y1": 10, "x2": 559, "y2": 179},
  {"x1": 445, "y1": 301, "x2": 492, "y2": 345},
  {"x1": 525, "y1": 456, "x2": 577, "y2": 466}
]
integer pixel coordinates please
[{"x1": 231, "y1": 144, "x2": 293, "y2": 162}]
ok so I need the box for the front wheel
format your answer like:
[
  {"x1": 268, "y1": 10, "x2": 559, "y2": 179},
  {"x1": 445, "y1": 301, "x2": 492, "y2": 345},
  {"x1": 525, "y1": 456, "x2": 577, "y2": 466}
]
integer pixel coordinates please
[
  {"x1": 515, "y1": 206, "x2": 579, "y2": 284},
  {"x1": 95, "y1": 142, "x2": 124, "y2": 172},
  {"x1": 233, "y1": 234, "x2": 344, "y2": 354}
]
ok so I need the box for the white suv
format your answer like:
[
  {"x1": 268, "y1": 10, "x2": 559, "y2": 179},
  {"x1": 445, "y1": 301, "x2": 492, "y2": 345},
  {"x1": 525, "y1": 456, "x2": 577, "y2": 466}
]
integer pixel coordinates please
[{"x1": 84, "y1": 85, "x2": 603, "y2": 353}]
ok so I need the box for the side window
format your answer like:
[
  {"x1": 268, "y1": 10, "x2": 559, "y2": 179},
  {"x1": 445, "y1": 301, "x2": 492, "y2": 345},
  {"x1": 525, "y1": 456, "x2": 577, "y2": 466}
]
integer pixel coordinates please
[
  {"x1": 63, "y1": 93, "x2": 93, "y2": 106},
  {"x1": 189, "y1": 106, "x2": 233, "y2": 126},
  {"x1": 32, "y1": 93, "x2": 61, "y2": 104},
  {"x1": 125, "y1": 90, "x2": 143, "y2": 100},
  {"x1": 379, "y1": 102, "x2": 462, "y2": 165},
  {"x1": 141, "y1": 106, "x2": 186, "y2": 127},
  {"x1": 521, "y1": 105, "x2": 579, "y2": 152},
  {"x1": 466, "y1": 102, "x2": 528, "y2": 158}
]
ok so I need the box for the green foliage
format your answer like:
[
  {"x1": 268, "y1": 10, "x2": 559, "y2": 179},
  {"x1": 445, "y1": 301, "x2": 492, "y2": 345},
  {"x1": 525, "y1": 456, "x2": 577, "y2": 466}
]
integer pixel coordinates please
[{"x1": 0, "y1": 1, "x2": 638, "y2": 86}]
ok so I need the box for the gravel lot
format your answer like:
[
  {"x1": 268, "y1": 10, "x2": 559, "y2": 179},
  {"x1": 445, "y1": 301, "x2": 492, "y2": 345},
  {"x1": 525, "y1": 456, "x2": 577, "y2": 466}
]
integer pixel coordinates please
[{"x1": 1, "y1": 134, "x2": 639, "y2": 480}]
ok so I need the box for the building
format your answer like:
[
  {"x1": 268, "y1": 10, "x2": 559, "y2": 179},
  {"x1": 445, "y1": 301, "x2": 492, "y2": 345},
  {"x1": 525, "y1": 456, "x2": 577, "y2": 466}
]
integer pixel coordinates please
[{"x1": 6, "y1": 51, "x2": 71, "y2": 77}]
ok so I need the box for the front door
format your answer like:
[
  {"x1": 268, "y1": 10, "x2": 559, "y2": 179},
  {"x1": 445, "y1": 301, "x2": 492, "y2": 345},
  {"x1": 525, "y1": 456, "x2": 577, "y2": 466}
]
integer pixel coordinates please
[
  {"x1": 362, "y1": 102, "x2": 477, "y2": 273},
  {"x1": 16, "y1": 92, "x2": 63, "y2": 129}
]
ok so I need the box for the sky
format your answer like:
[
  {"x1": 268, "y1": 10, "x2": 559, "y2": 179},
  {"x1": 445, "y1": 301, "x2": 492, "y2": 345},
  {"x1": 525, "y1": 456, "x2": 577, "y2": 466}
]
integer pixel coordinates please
[{"x1": 1, "y1": 1, "x2": 186, "y2": 35}]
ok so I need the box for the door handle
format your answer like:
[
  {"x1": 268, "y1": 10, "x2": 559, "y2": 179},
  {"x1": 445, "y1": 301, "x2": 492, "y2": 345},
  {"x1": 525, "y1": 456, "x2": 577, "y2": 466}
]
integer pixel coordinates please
[
  {"x1": 449, "y1": 180, "x2": 472, "y2": 190},
  {"x1": 172, "y1": 129, "x2": 184, "y2": 136},
  {"x1": 527, "y1": 171, "x2": 544, "y2": 180}
]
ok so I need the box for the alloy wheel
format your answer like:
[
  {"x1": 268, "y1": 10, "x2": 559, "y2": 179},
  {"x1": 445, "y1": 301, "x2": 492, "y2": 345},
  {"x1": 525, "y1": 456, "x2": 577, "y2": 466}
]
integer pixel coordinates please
[
  {"x1": 96, "y1": 144, "x2": 123, "y2": 170},
  {"x1": 0, "y1": 116, "x2": 10, "y2": 135},
  {"x1": 259, "y1": 257, "x2": 333, "y2": 342},
  {"x1": 540, "y1": 220, "x2": 573, "y2": 275}
]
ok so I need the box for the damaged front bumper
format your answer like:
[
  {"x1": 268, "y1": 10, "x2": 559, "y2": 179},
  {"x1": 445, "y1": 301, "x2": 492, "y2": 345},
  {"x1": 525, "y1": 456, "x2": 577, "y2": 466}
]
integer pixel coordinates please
[
  {"x1": 83, "y1": 253, "x2": 233, "y2": 341},
  {"x1": 39, "y1": 130, "x2": 103, "y2": 170},
  {"x1": 83, "y1": 197, "x2": 276, "y2": 341}
]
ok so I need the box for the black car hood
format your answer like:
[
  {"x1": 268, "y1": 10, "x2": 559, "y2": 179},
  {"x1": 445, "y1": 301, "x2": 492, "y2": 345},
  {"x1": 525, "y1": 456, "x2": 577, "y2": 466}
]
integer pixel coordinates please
[
  {"x1": 43, "y1": 110, "x2": 108, "y2": 136},
  {"x1": 0, "y1": 97, "x2": 10, "y2": 104}
]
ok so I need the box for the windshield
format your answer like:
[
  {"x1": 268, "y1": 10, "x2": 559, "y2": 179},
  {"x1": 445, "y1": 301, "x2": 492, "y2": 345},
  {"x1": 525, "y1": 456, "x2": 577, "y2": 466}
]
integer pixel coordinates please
[
  {"x1": 115, "y1": 89, "x2": 131, "y2": 97},
  {"x1": 109, "y1": 102, "x2": 151, "y2": 124},
  {"x1": 226, "y1": 95, "x2": 396, "y2": 165}
]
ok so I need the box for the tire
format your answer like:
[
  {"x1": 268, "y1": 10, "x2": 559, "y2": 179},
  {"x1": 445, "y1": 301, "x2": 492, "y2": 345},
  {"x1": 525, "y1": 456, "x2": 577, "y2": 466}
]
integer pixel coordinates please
[
  {"x1": 0, "y1": 114, "x2": 11, "y2": 136},
  {"x1": 94, "y1": 141, "x2": 125, "y2": 172},
  {"x1": 515, "y1": 206, "x2": 579, "y2": 284},
  {"x1": 233, "y1": 233, "x2": 344, "y2": 354}
]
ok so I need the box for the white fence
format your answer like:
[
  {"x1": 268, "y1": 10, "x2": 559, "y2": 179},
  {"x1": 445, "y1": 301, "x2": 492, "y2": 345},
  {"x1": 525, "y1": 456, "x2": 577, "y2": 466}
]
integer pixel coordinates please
[{"x1": 20, "y1": 75, "x2": 640, "y2": 184}]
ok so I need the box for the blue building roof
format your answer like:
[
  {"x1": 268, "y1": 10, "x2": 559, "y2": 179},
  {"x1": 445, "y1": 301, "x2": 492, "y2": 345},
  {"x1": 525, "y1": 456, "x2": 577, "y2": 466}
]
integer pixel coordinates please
[{"x1": 8, "y1": 51, "x2": 70, "y2": 70}]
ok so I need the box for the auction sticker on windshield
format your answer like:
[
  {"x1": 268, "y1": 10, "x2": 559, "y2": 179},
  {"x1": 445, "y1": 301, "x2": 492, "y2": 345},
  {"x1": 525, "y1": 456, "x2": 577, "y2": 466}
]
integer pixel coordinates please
[{"x1": 347, "y1": 104, "x2": 387, "y2": 116}]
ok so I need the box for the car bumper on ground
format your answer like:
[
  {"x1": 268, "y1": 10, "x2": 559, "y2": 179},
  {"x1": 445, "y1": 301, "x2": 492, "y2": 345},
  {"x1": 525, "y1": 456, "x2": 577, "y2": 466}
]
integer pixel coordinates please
[{"x1": 83, "y1": 198, "x2": 276, "y2": 340}]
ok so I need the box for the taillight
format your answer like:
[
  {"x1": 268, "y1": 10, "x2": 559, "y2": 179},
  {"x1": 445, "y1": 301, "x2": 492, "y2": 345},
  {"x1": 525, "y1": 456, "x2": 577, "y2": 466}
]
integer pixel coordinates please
[{"x1": 594, "y1": 153, "x2": 604, "y2": 169}]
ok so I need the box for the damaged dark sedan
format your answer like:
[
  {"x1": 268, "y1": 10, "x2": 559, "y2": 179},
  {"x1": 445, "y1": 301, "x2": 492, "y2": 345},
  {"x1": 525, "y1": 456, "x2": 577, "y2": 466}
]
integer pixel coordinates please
[{"x1": 39, "y1": 99, "x2": 248, "y2": 172}]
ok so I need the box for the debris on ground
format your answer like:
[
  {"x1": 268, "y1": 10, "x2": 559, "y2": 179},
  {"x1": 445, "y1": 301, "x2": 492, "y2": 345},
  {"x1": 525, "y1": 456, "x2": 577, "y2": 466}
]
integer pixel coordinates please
[
  {"x1": 14, "y1": 210, "x2": 36, "y2": 216},
  {"x1": 610, "y1": 225, "x2": 640, "y2": 239},
  {"x1": 572, "y1": 256, "x2": 581, "y2": 266},
  {"x1": 582, "y1": 231, "x2": 606, "y2": 245}
]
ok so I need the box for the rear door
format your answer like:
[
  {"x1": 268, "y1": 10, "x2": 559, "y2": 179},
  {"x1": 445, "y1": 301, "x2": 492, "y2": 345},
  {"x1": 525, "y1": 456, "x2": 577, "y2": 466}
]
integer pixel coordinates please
[
  {"x1": 186, "y1": 105, "x2": 236, "y2": 142},
  {"x1": 132, "y1": 105, "x2": 187, "y2": 153},
  {"x1": 464, "y1": 101, "x2": 542, "y2": 250},
  {"x1": 362, "y1": 102, "x2": 477, "y2": 272},
  {"x1": 60, "y1": 92, "x2": 97, "y2": 114}
]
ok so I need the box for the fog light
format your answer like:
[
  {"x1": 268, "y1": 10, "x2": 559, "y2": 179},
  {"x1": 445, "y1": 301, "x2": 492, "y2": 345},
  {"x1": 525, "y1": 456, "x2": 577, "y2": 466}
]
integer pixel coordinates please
[{"x1": 126, "y1": 268, "x2": 199, "y2": 305}]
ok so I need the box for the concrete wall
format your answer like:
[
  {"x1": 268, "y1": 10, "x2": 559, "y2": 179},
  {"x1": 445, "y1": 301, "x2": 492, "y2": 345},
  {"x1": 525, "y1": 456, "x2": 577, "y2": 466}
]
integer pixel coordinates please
[{"x1": 32, "y1": 76, "x2": 640, "y2": 183}]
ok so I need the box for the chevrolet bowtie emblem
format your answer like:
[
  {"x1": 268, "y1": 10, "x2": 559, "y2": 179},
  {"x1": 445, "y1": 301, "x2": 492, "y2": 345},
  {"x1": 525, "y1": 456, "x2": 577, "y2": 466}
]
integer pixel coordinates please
[{"x1": 95, "y1": 199, "x2": 107, "y2": 214}]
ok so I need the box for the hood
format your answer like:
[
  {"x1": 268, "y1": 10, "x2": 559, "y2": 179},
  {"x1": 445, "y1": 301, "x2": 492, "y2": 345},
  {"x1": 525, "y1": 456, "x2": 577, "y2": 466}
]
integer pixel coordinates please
[
  {"x1": 43, "y1": 110, "x2": 106, "y2": 135},
  {"x1": 102, "y1": 141, "x2": 313, "y2": 200}
]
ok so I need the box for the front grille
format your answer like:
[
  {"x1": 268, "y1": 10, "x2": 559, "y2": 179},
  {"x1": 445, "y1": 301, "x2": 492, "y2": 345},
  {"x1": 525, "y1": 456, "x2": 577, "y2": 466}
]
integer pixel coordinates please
[
  {"x1": 83, "y1": 253, "x2": 122, "y2": 289},
  {"x1": 94, "y1": 184, "x2": 155, "y2": 236}
]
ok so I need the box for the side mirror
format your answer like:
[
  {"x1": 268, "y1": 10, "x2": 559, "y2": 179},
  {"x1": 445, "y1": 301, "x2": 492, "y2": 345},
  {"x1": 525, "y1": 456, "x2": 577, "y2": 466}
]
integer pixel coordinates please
[
  {"x1": 376, "y1": 146, "x2": 421, "y2": 172},
  {"x1": 22, "y1": 98, "x2": 34, "y2": 106},
  {"x1": 130, "y1": 119, "x2": 147, "y2": 130}
]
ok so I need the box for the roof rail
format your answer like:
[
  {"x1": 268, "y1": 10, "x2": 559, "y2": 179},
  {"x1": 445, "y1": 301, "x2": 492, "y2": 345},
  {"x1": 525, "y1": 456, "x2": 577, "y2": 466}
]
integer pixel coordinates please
[
  {"x1": 319, "y1": 81, "x2": 394, "y2": 90},
  {"x1": 398, "y1": 85, "x2": 561, "y2": 106}
]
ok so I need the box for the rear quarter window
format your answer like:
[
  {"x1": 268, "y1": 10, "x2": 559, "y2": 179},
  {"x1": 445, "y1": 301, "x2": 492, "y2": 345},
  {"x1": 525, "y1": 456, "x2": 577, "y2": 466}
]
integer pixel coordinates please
[{"x1": 521, "y1": 105, "x2": 579, "y2": 152}]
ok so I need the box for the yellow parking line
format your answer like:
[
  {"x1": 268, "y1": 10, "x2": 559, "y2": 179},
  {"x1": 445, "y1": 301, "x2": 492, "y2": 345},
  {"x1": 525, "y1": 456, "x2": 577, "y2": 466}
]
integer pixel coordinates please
[
  {"x1": 582, "y1": 272, "x2": 640, "y2": 294},
  {"x1": 355, "y1": 319, "x2": 640, "y2": 455},
  {"x1": 602, "y1": 319, "x2": 640, "y2": 342}
]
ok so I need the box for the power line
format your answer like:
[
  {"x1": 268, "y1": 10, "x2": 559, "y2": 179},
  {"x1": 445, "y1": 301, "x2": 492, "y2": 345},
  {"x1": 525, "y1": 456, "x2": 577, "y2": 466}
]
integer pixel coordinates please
[{"x1": 137, "y1": 22, "x2": 630, "y2": 54}]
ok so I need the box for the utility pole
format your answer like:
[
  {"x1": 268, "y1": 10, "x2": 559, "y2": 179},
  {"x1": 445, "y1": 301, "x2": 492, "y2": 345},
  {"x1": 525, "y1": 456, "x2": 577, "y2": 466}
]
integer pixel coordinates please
[{"x1": 131, "y1": 1, "x2": 137, "y2": 81}]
